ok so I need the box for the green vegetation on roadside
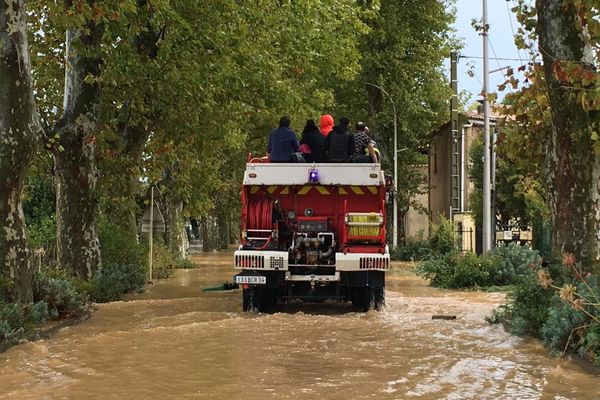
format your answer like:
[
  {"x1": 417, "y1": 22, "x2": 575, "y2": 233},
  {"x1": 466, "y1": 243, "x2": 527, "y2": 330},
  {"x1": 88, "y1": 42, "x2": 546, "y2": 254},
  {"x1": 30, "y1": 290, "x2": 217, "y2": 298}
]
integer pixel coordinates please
[
  {"x1": 0, "y1": 219, "x2": 192, "y2": 351},
  {"x1": 398, "y1": 217, "x2": 600, "y2": 367},
  {"x1": 490, "y1": 256, "x2": 600, "y2": 367}
]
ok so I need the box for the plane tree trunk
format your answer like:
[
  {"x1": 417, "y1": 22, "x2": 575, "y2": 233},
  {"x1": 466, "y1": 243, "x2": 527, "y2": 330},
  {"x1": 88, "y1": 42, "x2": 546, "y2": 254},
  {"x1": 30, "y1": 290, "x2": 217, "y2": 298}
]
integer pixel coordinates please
[
  {"x1": 54, "y1": 2, "x2": 104, "y2": 279},
  {"x1": 115, "y1": 0, "x2": 161, "y2": 237},
  {"x1": 164, "y1": 193, "x2": 186, "y2": 259},
  {"x1": 0, "y1": 0, "x2": 44, "y2": 303},
  {"x1": 537, "y1": 0, "x2": 600, "y2": 267}
]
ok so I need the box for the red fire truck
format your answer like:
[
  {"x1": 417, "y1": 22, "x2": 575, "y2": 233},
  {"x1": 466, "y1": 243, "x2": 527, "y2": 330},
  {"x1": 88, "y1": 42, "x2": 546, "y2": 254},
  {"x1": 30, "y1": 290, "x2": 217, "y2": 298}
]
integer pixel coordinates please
[{"x1": 233, "y1": 158, "x2": 390, "y2": 312}]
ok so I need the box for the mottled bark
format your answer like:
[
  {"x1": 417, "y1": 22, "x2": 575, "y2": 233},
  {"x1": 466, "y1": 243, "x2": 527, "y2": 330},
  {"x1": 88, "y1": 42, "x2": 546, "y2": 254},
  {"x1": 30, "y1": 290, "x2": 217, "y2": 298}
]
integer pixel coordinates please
[
  {"x1": 117, "y1": 1, "x2": 161, "y2": 236},
  {"x1": 218, "y1": 218, "x2": 230, "y2": 250},
  {"x1": 229, "y1": 216, "x2": 237, "y2": 245},
  {"x1": 200, "y1": 216, "x2": 214, "y2": 252},
  {"x1": 537, "y1": 0, "x2": 600, "y2": 266},
  {"x1": 121, "y1": 125, "x2": 149, "y2": 236},
  {"x1": 216, "y1": 206, "x2": 230, "y2": 250},
  {"x1": 0, "y1": 0, "x2": 43, "y2": 303},
  {"x1": 54, "y1": 4, "x2": 104, "y2": 279},
  {"x1": 164, "y1": 194, "x2": 186, "y2": 259}
]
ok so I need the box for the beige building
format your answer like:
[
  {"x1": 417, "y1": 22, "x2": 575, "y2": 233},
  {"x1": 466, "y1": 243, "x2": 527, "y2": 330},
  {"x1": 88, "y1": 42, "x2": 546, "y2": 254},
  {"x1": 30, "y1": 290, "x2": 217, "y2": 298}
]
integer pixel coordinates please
[{"x1": 405, "y1": 108, "x2": 499, "y2": 253}]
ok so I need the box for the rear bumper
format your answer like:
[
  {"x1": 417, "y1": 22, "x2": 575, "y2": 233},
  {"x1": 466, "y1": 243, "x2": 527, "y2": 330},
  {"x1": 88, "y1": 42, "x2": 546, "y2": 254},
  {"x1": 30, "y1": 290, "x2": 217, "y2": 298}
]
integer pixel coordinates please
[
  {"x1": 285, "y1": 272, "x2": 340, "y2": 282},
  {"x1": 233, "y1": 250, "x2": 389, "y2": 272}
]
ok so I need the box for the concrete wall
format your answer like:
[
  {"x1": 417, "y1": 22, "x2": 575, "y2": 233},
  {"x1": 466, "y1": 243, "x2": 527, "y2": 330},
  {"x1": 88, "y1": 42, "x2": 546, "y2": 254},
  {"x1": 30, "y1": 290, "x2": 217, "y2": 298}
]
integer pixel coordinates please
[
  {"x1": 428, "y1": 130, "x2": 451, "y2": 225},
  {"x1": 453, "y1": 212, "x2": 476, "y2": 252},
  {"x1": 405, "y1": 166, "x2": 429, "y2": 239}
]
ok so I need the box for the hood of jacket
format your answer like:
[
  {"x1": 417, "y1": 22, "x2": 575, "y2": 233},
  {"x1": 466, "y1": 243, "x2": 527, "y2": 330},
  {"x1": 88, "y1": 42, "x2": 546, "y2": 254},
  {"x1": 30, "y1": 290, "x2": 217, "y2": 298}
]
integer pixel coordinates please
[{"x1": 319, "y1": 114, "x2": 334, "y2": 136}]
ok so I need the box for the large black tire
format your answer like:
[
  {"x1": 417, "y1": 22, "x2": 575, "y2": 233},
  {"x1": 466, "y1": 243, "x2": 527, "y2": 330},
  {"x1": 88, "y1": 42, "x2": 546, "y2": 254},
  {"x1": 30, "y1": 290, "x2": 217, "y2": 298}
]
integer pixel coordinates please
[
  {"x1": 351, "y1": 287, "x2": 371, "y2": 312},
  {"x1": 242, "y1": 287, "x2": 263, "y2": 312},
  {"x1": 372, "y1": 286, "x2": 385, "y2": 310},
  {"x1": 351, "y1": 287, "x2": 385, "y2": 312},
  {"x1": 242, "y1": 287, "x2": 277, "y2": 313}
]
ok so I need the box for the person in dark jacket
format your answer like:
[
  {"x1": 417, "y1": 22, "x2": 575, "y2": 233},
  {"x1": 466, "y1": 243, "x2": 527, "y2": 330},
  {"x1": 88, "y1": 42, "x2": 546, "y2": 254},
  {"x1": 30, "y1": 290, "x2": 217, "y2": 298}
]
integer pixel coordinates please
[
  {"x1": 300, "y1": 119, "x2": 325, "y2": 163},
  {"x1": 324, "y1": 117, "x2": 355, "y2": 162},
  {"x1": 268, "y1": 116, "x2": 299, "y2": 162}
]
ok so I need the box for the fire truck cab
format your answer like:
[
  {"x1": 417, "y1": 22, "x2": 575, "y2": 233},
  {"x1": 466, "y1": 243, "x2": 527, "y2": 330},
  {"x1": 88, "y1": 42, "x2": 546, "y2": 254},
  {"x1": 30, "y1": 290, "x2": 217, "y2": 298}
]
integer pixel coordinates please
[{"x1": 234, "y1": 160, "x2": 390, "y2": 312}]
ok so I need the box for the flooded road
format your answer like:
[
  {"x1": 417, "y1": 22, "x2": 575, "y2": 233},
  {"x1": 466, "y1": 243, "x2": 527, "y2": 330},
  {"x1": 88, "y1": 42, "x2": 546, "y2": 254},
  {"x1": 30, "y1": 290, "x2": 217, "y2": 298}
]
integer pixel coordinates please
[{"x1": 1, "y1": 251, "x2": 598, "y2": 399}]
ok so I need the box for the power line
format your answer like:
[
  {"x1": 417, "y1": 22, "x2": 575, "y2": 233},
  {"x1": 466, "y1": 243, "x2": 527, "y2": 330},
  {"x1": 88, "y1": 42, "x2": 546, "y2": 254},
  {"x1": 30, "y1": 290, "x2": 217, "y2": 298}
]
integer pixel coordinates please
[
  {"x1": 506, "y1": 0, "x2": 525, "y2": 65},
  {"x1": 459, "y1": 55, "x2": 525, "y2": 62},
  {"x1": 489, "y1": 38, "x2": 515, "y2": 94}
]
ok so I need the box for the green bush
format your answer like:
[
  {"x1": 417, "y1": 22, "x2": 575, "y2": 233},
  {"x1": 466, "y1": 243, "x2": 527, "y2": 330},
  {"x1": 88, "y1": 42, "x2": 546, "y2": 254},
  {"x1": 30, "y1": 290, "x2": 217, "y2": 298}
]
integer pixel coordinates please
[
  {"x1": 392, "y1": 218, "x2": 457, "y2": 261},
  {"x1": 33, "y1": 269, "x2": 92, "y2": 318},
  {"x1": 450, "y1": 252, "x2": 495, "y2": 288},
  {"x1": 539, "y1": 276, "x2": 600, "y2": 365},
  {"x1": 175, "y1": 258, "x2": 197, "y2": 269},
  {"x1": 98, "y1": 221, "x2": 145, "y2": 268},
  {"x1": 580, "y1": 321, "x2": 600, "y2": 367},
  {"x1": 495, "y1": 278, "x2": 555, "y2": 336},
  {"x1": 429, "y1": 217, "x2": 456, "y2": 255},
  {"x1": 90, "y1": 263, "x2": 145, "y2": 303},
  {"x1": 417, "y1": 251, "x2": 498, "y2": 289},
  {"x1": 93, "y1": 221, "x2": 148, "y2": 301},
  {"x1": 416, "y1": 242, "x2": 542, "y2": 290},
  {"x1": 541, "y1": 298, "x2": 588, "y2": 356},
  {"x1": 489, "y1": 243, "x2": 541, "y2": 286},
  {"x1": 0, "y1": 303, "x2": 27, "y2": 348},
  {"x1": 151, "y1": 242, "x2": 177, "y2": 279},
  {"x1": 489, "y1": 255, "x2": 588, "y2": 338},
  {"x1": 28, "y1": 214, "x2": 56, "y2": 250},
  {"x1": 1, "y1": 301, "x2": 53, "y2": 349},
  {"x1": 391, "y1": 230, "x2": 433, "y2": 261},
  {"x1": 416, "y1": 251, "x2": 459, "y2": 287}
]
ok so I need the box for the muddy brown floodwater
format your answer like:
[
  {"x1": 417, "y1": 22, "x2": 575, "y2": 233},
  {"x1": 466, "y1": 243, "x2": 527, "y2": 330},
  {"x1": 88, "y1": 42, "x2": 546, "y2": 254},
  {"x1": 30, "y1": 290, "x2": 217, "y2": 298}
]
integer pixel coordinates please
[{"x1": 1, "y1": 251, "x2": 599, "y2": 399}]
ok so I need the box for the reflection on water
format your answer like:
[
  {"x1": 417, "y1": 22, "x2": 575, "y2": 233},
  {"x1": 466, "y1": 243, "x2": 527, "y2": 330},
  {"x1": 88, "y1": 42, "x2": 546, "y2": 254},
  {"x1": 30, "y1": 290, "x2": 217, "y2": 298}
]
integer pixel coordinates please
[{"x1": 1, "y1": 252, "x2": 598, "y2": 399}]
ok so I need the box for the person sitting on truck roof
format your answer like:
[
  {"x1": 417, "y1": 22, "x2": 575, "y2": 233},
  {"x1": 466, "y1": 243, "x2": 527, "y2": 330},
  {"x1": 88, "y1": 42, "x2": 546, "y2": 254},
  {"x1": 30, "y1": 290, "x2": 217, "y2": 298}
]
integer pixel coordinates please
[
  {"x1": 366, "y1": 126, "x2": 382, "y2": 162},
  {"x1": 300, "y1": 119, "x2": 325, "y2": 163},
  {"x1": 324, "y1": 117, "x2": 355, "y2": 162},
  {"x1": 267, "y1": 116, "x2": 300, "y2": 162},
  {"x1": 353, "y1": 121, "x2": 377, "y2": 163},
  {"x1": 319, "y1": 114, "x2": 334, "y2": 137}
]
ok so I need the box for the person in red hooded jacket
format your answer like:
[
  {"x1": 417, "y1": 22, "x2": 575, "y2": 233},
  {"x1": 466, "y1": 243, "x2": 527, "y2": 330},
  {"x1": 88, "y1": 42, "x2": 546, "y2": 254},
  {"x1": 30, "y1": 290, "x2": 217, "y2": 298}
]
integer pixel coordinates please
[{"x1": 319, "y1": 114, "x2": 334, "y2": 137}]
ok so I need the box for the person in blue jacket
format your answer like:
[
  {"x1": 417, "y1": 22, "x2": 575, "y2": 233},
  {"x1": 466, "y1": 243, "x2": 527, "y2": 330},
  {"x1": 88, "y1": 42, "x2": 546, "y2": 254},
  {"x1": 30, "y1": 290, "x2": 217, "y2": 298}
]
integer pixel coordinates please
[{"x1": 268, "y1": 116, "x2": 300, "y2": 162}]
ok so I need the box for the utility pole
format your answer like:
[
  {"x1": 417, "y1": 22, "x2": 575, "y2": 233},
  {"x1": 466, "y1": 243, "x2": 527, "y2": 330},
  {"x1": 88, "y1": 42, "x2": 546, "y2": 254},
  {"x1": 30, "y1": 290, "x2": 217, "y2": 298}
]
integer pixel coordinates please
[
  {"x1": 491, "y1": 129, "x2": 497, "y2": 248},
  {"x1": 149, "y1": 185, "x2": 154, "y2": 282},
  {"x1": 482, "y1": 0, "x2": 492, "y2": 252}
]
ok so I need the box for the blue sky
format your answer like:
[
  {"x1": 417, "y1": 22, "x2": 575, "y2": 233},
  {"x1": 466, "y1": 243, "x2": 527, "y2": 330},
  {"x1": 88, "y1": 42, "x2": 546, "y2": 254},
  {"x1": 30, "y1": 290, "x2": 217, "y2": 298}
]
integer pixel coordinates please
[{"x1": 453, "y1": 0, "x2": 529, "y2": 104}]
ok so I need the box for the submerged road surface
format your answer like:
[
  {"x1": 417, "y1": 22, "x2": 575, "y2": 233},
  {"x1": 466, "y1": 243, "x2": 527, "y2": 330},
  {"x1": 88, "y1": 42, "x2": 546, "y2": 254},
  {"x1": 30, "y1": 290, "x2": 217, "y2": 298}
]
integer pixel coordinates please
[{"x1": 1, "y1": 251, "x2": 598, "y2": 399}]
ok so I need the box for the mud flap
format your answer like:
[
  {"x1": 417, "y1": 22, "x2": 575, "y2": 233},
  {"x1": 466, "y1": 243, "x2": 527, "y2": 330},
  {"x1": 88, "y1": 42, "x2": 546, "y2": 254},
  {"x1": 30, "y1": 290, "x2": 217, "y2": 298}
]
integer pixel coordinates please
[{"x1": 347, "y1": 271, "x2": 385, "y2": 288}]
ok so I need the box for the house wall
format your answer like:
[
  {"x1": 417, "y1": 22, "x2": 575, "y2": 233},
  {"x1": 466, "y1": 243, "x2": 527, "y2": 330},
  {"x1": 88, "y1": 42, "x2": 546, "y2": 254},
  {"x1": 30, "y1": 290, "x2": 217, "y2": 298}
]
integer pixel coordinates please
[
  {"x1": 405, "y1": 165, "x2": 429, "y2": 239},
  {"x1": 429, "y1": 132, "x2": 451, "y2": 225},
  {"x1": 453, "y1": 212, "x2": 476, "y2": 252},
  {"x1": 423, "y1": 113, "x2": 497, "y2": 251}
]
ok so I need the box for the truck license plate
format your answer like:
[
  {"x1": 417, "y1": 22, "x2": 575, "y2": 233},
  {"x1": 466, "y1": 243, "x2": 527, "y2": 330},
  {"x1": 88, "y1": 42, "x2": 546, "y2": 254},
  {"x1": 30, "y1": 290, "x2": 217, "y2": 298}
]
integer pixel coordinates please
[{"x1": 235, "y1": 275, "x2": 266, "y2": 285}]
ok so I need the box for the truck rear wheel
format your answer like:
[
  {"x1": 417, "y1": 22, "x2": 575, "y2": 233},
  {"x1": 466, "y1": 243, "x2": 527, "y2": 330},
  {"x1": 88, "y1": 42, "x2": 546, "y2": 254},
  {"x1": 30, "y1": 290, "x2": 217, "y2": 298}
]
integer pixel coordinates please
[
  {"x1": 242, "y1": 287, "x2": 277, "y2": 313},
  {"x1": 351, "y1": 287, "x2": 385, "y2": 312},
  {"x1": 373, "y1": 286, "x2": 385, "y2": 310}
]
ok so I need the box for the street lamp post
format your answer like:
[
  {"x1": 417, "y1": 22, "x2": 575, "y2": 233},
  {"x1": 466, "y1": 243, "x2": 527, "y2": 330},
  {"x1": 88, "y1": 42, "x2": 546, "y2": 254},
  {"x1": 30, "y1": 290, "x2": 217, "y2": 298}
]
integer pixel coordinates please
[
  {"x1": 366, "y1": 82, "x2": 398, "y2": 249},
  {"x1": 482, "y1": 0, "x2": 492, "y2": 252}
]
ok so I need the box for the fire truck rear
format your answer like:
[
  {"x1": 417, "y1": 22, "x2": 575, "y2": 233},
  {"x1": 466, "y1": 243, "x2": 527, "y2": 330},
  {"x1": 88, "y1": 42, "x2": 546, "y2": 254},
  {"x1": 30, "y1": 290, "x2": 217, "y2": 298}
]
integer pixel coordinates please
[{"x1": 233, "y1": 161, "x2": 390, "y2": 312}]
